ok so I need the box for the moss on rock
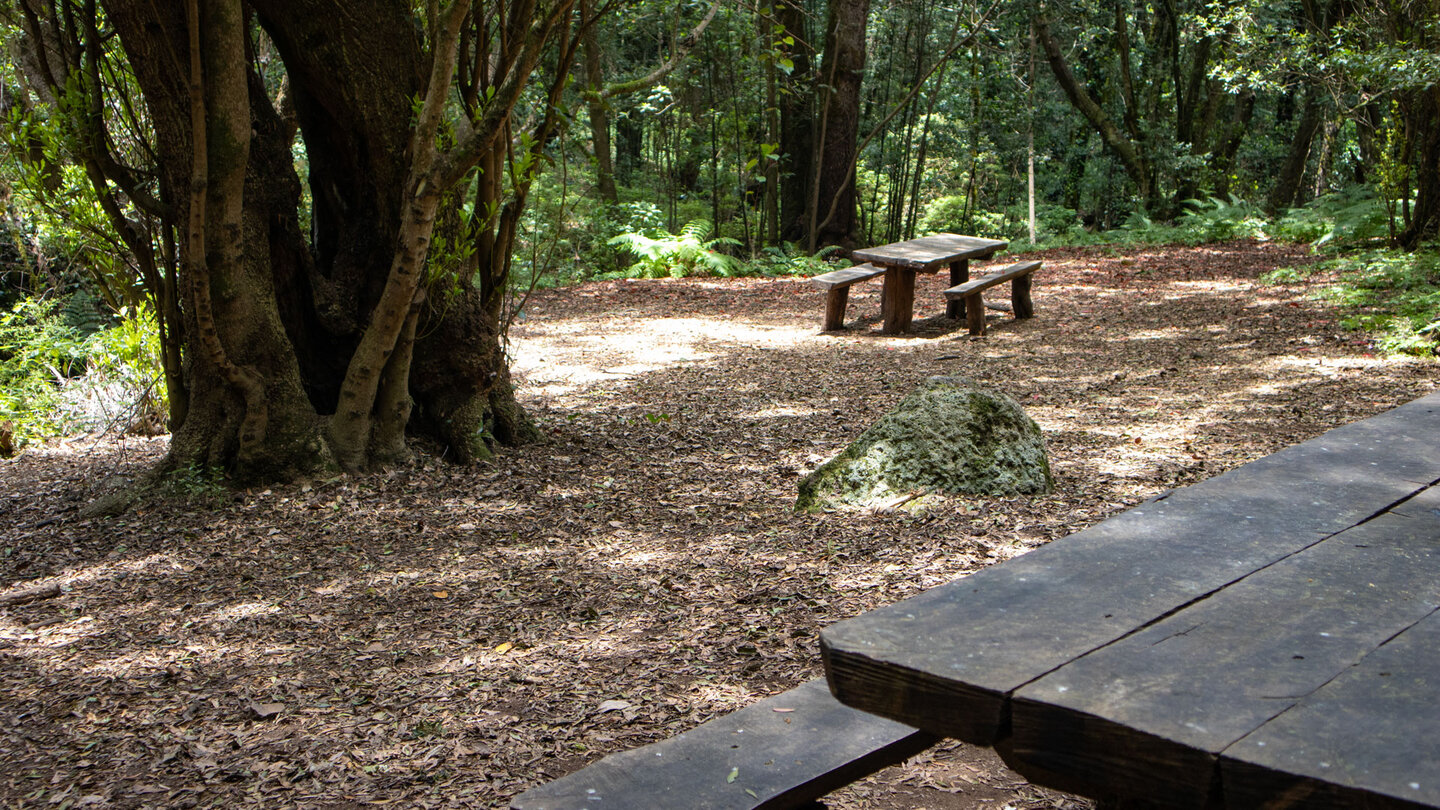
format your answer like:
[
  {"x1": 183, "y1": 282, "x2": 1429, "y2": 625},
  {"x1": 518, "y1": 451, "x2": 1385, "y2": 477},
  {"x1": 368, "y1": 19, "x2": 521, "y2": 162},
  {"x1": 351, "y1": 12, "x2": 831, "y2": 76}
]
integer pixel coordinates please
[{"x1": 795, "y1": 376, "x2": 1052, "y2": 511}]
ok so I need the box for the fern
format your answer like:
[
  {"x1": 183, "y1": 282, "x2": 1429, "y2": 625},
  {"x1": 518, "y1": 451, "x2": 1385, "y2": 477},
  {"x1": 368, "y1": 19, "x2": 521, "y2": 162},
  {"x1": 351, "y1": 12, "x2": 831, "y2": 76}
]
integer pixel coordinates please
[{"x1": 607, "y1": 219, "x2": 744, "y2": 278}]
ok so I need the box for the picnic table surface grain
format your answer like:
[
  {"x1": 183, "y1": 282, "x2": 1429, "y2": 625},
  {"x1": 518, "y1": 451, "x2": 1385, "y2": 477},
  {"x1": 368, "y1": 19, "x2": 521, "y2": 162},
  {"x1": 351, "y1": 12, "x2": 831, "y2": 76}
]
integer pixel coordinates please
[
  {"x1": 821, "y1": 390, "x2": 1440, "y2": 808},
  {"x1": 851, "y1": 234, "x2": 1009, "y2": 271}
]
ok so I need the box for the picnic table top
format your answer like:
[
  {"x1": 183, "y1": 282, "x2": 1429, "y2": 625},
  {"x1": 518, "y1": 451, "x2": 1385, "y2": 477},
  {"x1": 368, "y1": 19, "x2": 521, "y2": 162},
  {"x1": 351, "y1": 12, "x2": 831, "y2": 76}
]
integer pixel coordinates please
[
  {"x1": 821, "y1": 390, "x2": 1440, "y2": 808},
  {"x1": 850, "y1": 234, "x2": 1008, "y2": 272}
]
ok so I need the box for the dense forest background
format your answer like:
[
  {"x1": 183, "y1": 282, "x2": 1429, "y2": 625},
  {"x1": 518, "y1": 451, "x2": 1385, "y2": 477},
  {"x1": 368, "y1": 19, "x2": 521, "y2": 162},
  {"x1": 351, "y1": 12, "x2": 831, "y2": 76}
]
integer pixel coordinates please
[{"x1": 0, "y1": 0, "x2": 1437, "y2": 465}]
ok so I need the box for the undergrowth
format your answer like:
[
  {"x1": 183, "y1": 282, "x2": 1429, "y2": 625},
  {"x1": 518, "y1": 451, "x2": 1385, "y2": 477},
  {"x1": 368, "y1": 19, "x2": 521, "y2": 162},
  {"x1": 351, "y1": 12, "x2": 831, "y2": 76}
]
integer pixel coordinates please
[
  {"x1": 0, "y1": 296, "x2": 166, "y2": 451},
  {"x1": 1263, "y1": 249, "x2": 1440, "y2": 357}
]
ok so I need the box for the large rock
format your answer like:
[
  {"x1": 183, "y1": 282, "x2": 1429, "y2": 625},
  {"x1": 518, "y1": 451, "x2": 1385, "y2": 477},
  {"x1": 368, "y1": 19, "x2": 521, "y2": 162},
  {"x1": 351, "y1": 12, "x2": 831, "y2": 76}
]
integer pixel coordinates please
[{"x1": 796, "y1": 377, "x2": 1052, "y2": 511}]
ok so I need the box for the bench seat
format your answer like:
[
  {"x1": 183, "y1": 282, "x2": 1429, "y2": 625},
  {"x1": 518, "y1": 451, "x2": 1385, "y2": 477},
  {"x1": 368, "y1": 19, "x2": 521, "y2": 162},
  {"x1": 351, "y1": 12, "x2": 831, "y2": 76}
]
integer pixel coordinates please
[
  {"x1": 941, "y1": 260, "x2": 1041, "y2": 335},
  {"x1": 510, "y1": 678, "x2": 935, "y2": 810},
  {"x1": 809, "y1": 264, "x2": 885, "y2": 331}
]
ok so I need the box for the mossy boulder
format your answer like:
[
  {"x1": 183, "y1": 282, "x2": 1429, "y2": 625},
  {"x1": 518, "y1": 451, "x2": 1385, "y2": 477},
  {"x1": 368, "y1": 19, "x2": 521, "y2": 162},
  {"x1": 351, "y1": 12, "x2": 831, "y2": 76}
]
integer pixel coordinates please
[{"x1": 796, "y1": 376, "x2": 1052, "y2": 511}]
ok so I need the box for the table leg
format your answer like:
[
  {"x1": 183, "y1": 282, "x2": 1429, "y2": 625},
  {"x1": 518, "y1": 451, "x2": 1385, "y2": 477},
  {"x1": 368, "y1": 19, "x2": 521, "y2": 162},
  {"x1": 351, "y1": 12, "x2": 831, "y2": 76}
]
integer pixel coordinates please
[
  {"x1": 946, "y1": 258, "x2": 970, "y2": 320},
  {"x1": 881, "y1": 269, "x2": 915, "y2": 334}
]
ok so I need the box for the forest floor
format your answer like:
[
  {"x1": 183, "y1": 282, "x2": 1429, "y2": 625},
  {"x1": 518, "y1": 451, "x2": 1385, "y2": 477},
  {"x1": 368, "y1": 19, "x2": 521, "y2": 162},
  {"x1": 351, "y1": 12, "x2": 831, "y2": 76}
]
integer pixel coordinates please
[{"x1": 2, "y1": 240, "x2": 1438, "y2": 809}]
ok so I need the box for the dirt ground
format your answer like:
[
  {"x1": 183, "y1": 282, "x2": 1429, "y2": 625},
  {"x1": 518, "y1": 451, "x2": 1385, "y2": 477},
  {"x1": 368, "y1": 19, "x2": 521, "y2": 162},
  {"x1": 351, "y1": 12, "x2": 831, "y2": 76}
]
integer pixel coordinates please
[{"x1": 1, "y1": 240, "x2": 1436, "y2": 809}]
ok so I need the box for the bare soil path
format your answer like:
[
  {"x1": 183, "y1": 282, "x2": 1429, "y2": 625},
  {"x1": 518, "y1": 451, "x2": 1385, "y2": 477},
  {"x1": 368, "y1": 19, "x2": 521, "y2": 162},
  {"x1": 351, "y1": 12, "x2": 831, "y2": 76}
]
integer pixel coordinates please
[{"x1": 1, "y1": 241, "x2": 1435, "y2": 809}]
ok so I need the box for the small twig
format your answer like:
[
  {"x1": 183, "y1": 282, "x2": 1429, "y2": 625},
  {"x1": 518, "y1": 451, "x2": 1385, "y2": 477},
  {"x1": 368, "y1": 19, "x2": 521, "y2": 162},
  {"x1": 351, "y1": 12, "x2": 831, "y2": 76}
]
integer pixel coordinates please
[
  {"x1": 871, "y1": 490, "x2": 929, "y2": 513},
  {"x1": 0, "y1": 583, "x2": 62, "y2": 608}
]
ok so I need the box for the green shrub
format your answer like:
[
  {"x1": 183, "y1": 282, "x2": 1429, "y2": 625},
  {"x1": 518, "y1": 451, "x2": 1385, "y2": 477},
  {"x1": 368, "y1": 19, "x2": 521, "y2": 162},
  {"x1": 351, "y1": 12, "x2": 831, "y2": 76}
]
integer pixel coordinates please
[
  {"x1": 1175, "y1": 196, "x2": 1269, "y2": 242},
  {"x1": 606, "y1": 219, "x2": 744, "y2": 278},
  {"x1": 1308, "y1": 249, "x2": 1440, "y2": 356},
  {"x1": 1274, "y1": 188, "x2": 1393, "y2": 247},
  {"x1": 751, "y1": 243, "x2": 844, "y2": 277},
  {"x1": 916, "y1": 196, "x2": 1011, "y2": 240},
  {"x1": 75, "y1": 304, "x2": 168, "y2": 433},
  {"x1": 0, "y1": 297, "x2": 87, "y2": 446}
]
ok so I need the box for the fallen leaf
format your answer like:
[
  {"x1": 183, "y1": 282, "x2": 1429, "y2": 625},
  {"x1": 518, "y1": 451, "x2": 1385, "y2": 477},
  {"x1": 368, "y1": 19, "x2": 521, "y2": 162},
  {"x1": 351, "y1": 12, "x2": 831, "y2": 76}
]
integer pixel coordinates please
[
  {"x1": 726, "y1": 767, "x2": 738, "y2": 783},
  {"x1": 771, "y1": 707, "x2": 795, "y2": 713},
  {"x1": 432, "y1": 590, "x2": 449, "y2": 598},
  {"x1": 249, "y1": 702, "x2": 285, "y2": 720},
  {"x1": 597, "y1": 699, "x2": 631, "y2": 713},
  {"x1": 494, "y1": 641, "x2": 513, "y2": 654}
]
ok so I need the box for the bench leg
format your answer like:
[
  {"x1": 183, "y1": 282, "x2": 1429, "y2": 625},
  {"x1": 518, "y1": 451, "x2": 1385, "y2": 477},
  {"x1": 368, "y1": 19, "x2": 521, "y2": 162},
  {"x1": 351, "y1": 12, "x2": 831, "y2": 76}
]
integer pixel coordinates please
[
  {"x1": 966, "y1": 291, "x2": 986, "y2": 335},
  {"x1": 823, "y1": 287, "x2": 851, "y2": 331},
  {"x1": 946, "y1": 258, "x2": 970, "y2": 320},
  {"x1": 1012, "y1": 274, "x2": 1034, "y2": 319}
]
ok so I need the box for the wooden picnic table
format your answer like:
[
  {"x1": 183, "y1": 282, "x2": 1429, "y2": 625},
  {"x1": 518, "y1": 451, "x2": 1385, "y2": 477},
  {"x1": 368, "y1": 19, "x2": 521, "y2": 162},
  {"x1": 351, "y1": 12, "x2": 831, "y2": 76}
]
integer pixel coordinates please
[
  {"x1": 851, "y1": 234, "x2": 1007, "y2": 334},
  {"x1": 821, "y1": 391, "x2": 1440, "y2": 808}
]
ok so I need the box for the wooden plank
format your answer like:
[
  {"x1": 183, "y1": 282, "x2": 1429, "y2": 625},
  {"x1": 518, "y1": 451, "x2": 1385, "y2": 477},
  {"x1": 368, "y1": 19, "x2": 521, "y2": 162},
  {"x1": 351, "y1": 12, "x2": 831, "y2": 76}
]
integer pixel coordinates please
[
  {"x1": 965, "y1": 292, "x2": 985, "y2": 335},
  {"x1": 1002, "y1": 484, "x2": 1440, "y2": 807},
  {"x1": 881, "y1": 269, "x2": 915, "y2": 335},
  {"x1": 510, "y1": 679, "x2": 936, "y2": 810},
  {"x1": 942, "y1": 261, "x2": 1043, "y2": 299},
  {"x1": 808, "y1": 264, "x2": 884, "y2": 291},
  {"x1": 822, "y1": 288, "x2": 851, "y2": 331},
  {"x1": 853, "y1": 234, "x2": 1008, "y2": 272},
  {"x1": 946, "y1": 258, "x2": 970, "y2": 320},
  {"x1": 1222, "y1": 606, "x2": 1440, "y2": 809},
  {"x1": 822, "y1": 391, "x2": 1440, "y2": 746},
  {"x1": 1012, "y1": 273, "x2": 1034, "y2": 318}
]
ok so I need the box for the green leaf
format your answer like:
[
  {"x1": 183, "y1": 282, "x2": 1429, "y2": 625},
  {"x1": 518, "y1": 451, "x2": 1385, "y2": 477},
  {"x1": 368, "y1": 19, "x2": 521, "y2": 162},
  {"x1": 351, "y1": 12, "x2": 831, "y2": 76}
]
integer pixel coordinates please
[{"x1": 726, "y1": 767, "x2": 738, "y2": 783}]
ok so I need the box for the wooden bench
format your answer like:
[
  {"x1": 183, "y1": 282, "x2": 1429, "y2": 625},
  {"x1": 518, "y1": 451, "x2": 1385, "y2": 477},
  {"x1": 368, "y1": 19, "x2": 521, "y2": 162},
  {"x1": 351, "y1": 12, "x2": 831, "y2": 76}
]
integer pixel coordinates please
[
  {"x1": 509, "y1": 678, "x2": 935, "y2": 810},
  {"x1": 808, "y1": 264, "x2": 885, "y2": 331},
  {"x1": 941, "y1": 260, "x2": 1041, "y2": 335}
]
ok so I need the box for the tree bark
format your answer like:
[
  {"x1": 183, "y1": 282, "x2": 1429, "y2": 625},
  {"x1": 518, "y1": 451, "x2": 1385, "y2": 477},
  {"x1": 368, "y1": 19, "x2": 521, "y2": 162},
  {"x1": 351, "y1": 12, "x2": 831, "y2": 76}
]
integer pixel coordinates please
[
  {"x1": 1036, "y1": 14, "x2": 1155, "y2": 211},
  {"x1": 1265, "y1": 89, "x2": 1324, "y2": 213},
  {"x1": 1399, "y1": 86, "x2": 1440, "y2": 249},
  {"x1": 776, "y1": 0, "x2": 813, "y2": 242},
  {"x1": 809, "y1": 0, "x2": 870, "y2": 250},
  {"x1": 1212, "y1": 90, "x2": 1255, "y2": 198},
  {"x1": 78, "y1": 0, "x2": 583, "y2": 483},
  {"x1": 582, "y1": 0, "x2": 618, "y2": 204}
]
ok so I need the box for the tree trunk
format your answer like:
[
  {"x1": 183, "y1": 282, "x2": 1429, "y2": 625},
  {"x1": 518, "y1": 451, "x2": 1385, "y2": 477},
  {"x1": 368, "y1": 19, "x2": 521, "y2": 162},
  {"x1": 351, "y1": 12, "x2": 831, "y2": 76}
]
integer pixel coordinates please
[
  {"x1": 1212, "y1": 90, "x2": 1255, "y2": 198},
  {"x1": 809, "y1": 0, "x2": 870, "y2": 250},
  {"x1": 1266, "y1": 89, "x2": 1324, "y2": 213},
  {"x1": 776, "y1": 0, "x2": 813, "y2": 242},
  {"x1": 1399, "y1": 86, "x2": 1440, "y2": 249},
  {"x1": 82, "y1": 0, "x2": 579, "y2": 483},
  {"x1": 101, "y1": 0, "x2": 324, "y2": 482},
  {"x1": 1036, "y1": 14, "x2": 1155, "y2": 211},
  {"x1": 582, "y1": 0, "x2": 618, "y2": 204}
]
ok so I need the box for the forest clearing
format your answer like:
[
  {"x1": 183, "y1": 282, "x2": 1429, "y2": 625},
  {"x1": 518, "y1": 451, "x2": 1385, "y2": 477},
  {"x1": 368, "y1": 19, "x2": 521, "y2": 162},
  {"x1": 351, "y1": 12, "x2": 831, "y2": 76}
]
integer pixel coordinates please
[{"x1": 3, "y1": 240, "x2": 1437, "y2": 809}]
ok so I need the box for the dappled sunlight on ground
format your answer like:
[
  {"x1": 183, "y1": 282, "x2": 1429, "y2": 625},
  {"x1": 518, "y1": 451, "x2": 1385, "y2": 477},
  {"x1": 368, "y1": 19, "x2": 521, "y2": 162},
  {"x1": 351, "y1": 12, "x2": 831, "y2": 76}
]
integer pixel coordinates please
[{"x1": 1, "y1": 241, "x2": 1437, "y2": 808}]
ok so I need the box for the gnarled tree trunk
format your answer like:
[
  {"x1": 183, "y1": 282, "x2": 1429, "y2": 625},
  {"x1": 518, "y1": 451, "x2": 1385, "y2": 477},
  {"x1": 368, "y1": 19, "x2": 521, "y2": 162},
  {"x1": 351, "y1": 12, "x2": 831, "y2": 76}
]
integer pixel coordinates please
[{"x1": 74, "y1": 0, "x2": 583, "y2": 483}]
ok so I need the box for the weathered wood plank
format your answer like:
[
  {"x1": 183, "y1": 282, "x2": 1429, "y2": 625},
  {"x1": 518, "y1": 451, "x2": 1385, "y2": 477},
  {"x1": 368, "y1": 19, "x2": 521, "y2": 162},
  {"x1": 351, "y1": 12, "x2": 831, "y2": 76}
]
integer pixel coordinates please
[
  {"x1": 510, "y1": 679, "x2": 936, "y2": 810},
  {"x1": 941, "y1": 261, "x2": 1043, "y2": 299},
  {"x1": 1002, "y1": 484, "x2": 1440, "y2": 807},
  {"x1": 821, "y1": 391, "x2": 1440, "y2": 747},
  {"x1": 822, "y1": 287, "x2": 851, "y2": 331},
  {"x1": 881, "y1": 269, "x2": 916, "y2": 335},
  {"x1": 965, "y1": 292, "x2": 986, "y2": 335},
  {"x1": 852, "y1": 234, "x2": 1007, "y2": 272},
  {"x1": 1222, "y1": 606, "x2": 1440, "y2": 809},
  {"x1": 946, "y1": 258, "x2": 970, "y2": 320},
  {"x1": 808, "y1": 264, "x2": 884, "y2": 291},
  {"x1": 1012, "y1": 273, "x2": 1033, "y2": 319}
]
